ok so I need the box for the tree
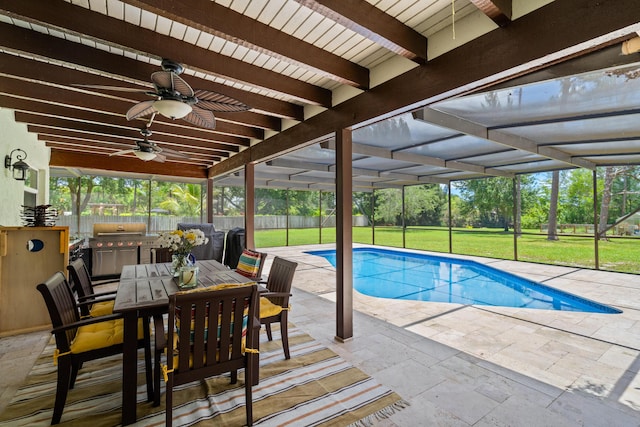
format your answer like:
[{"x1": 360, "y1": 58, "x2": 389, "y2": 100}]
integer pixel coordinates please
[
  {"x1": 158, "y1": 183, "x2": 202, "y2": 217},
  {"x1": 547, "y1": 170, "x2": 560, "y2": 240},
  {"x1": 404, "y1": 184, "x2": 446, "y2": 226},
  {"x1": 455, "y1": 177, "x2": 516, "y2": 230}
]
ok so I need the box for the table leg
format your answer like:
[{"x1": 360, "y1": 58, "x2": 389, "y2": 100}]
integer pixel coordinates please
[{"x1": 121, "y1": 312, "x2": 138, "y2": 425}]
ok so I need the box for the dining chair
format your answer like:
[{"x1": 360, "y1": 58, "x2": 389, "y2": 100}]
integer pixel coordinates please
[
  {"x1": 37, "y1": 271, "x2": 153, "y2": 425},
  {"x1": 154, "y1": 284, "x2": 260, "y2": 426},
  {"x1": 67, "y1": 258, "x2": 118, "y2": 317},
  {"x1": 152, "y1": 246, "x2": 173, "y2": 263},
  {"x1": 235, "y1": 248, "x2": 268, "y2": 281},
  {"x1": 258, "y1": 257, "x2": 298, "y2": 359}
]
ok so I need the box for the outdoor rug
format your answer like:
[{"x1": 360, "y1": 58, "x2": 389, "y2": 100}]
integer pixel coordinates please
[{"x1": 0, "y1": 325, "x2": 408, "y2": 426}]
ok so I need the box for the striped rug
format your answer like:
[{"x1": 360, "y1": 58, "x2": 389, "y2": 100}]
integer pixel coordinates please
[{"x1": 0, "y1": 326, "x2": 408, "y2": 426}]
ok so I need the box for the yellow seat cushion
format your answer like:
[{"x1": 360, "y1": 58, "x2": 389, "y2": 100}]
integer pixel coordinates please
[
  {"x1": 260, "y1": 297, "x2": 283, "y2": 318},
  {"x1": 88, "y1": 300, "x2": 115, "y2": 317},
  {"x1": 69, "y1": 318, "x2": 144, "y2": 354}
]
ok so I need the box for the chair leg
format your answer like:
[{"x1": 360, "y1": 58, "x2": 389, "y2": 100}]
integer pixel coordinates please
[
  {"x1": 153, "y1": 347, "x2": 162, "y2": 407},
  {"x1": 280, "y1": 313, "x2": 290, "y2": 360},
  {"x1": 166, "y1": 377, "x2": 173, "y2": 427},
  {"x1": 245, "y1": 357, "x2": 254, "y2": 427},
  {"x1": 265, "y1": 323, "x2": 273, "y2": 341},
  {"x1": 69, "y1": 361, "x2": 81, "y2": 389},
  {"x1": 143, "y1": 316, "x2": 153, "y2": 402},
  {"x1": 52, "y1": 358, "x2": 72, "y2": 424}
]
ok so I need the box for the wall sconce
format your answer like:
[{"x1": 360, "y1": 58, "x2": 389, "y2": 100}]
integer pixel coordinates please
[{"x1": 5, "y1": 148, "x2": 30, "y2": 181}]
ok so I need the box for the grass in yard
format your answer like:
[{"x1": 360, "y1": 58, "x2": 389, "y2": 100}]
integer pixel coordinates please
[{"x1": 255, "y1": 226, "x2": 640, "y2": 274}]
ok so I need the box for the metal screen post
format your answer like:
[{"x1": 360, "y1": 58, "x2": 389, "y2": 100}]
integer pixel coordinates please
[
  {"x1": 448, "y1": 181, "x2": 452, "y2": 253},
  {"x1": 371, "y1": 190, "x2": 375, "y2": 245},
  {"x1": 319, "y1": 190, "x2": 322, "y2": 244},
  {"x1": 402, "y1": 186, "x2": 406, "y2": 248},
  {"x1": 593, "y1": 170, "x2": 599, "y2": 269},
  {"x1": 513, "y1": 177, "x2": 518, "y2": 261}
]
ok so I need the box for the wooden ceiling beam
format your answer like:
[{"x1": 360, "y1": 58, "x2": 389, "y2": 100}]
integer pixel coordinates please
[
  {"x1": 123, "y1": 0, "x2": 369, "y2": 89},
  {"x1": 18, "y1": 115, "x2": 232, "y2": 158},
  {"x1": 294, "y1": 0, "x2": 428, "y2": 63},
  {"x1": 50, "y1": 149, "x2": 209, "y2": 179},
  {"x1": 31, "y1": 127, "x2": 225, "y2": 160},
  {"x1": 44, "y1": 141, "x2": 216, "y2": 167},
  {"x1": 468, "y1": 0, "x2": 512, "y2": 27},
  {"x1": 0, "y1": 76, "x2": 254, "y2": 145},
  {"x1": 0, "y1": 95, "x2": 243, "y2": 154},
  {"x1": 0, "y1": 54, "x2": 263, "y2": 140},
  {"x1": 0, "y1": 22, "x2": 301, "y2": 121},
  {"x1": 0, "y1": 0, "x2": 332, "y2": 107}
]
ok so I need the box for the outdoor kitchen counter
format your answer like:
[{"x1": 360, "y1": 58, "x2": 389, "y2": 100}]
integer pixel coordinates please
[{"x1": 113, "y1": 259, "x2": 258, "y2": 425}]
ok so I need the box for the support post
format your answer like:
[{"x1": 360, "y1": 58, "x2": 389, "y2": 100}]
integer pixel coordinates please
[
  {"x1": 206, "y1": 179, "x2": 213, "y2": 223},
  {"x1": 336, "y1": 128, "x2": 353, "y2": 342},
  {"x1": 245, "y1": 163, "x2": 255, "y2": 250}
]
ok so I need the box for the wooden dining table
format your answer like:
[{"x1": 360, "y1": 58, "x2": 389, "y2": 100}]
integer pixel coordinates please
[{"x1": 113, "y1": 259, "x2": 257, "y2": 425}]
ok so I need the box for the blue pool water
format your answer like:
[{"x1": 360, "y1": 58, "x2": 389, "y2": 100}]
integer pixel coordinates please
[{"x1": 306, "y1": 248, "x2": 621, "y2": 313}]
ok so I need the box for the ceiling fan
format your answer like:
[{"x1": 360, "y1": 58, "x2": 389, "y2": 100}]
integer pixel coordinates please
[
  {"x1": 78, "y1": 59, "x2": 250, "y2": 129},
  {"x1": 109, "y1": 128, "x2": 190, "y2": 162}
]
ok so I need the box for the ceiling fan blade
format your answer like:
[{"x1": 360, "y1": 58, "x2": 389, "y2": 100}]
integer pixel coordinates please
[
  {"x1": 126, "y1": 100, "x2": 158, "y2": 120},
  {"x1": 171, "y1": 73, "x2": 194, "y2": 97},
  {"x1": 151, "y1": 71, "x2": 194, "y2": 97},
  {"x1": 109, "y1": 149, "x2": 136, "y2": 157},
  {"x1": 150, "y1": 71, "x2": 173, "y2": 90},
  {"x1": 158, "y1": 146, "x2": 191, "y2": 159},
  {"x1": 182, "y1": 106, "x2": 216, "y2": 129},
  {"x1": 73, "y1": 83, "x2": 152, "y2": 93},
  {"x1": 194, "y1": 89, "x2": 250, "y2": 112},
  {"x1": 152, "y1": 153, "x2": 167, "y2": 163}
]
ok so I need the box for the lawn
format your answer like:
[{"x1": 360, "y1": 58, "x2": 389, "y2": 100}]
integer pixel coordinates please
[{"x1": 255, "y1": 226, "x2": 640, "y2": 274}]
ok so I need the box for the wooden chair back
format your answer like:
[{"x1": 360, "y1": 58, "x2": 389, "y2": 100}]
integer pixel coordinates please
[
  {"x1": 164, "y1": 284, "x2": 259, "y2": 426},
  {"x1": 67, "y1": 258, "x2": 95, "y2": 301},
  {"x1": 38, "y1": 271, "x2": 81, "y2": 349},
  {"x1": 37, "y1": 272, "x2": 153, "y2": 424},
  {"x1": 153, "y1": 247, "x2": 173, "y2": 263},
  {"x1": 264, "y1": 257, "x2": 297, "y2": 308}
]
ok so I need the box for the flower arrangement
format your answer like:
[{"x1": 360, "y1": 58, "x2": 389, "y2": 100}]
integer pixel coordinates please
[{"x1": 158, "y1": 228, "x2": 209, "y2": 257}]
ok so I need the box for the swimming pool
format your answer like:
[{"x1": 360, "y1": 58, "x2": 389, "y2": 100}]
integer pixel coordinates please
[{"x1": 306, "y1": 248, "x2": 621, "y2": 314}]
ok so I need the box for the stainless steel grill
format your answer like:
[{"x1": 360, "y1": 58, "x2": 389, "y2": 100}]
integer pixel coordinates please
[{"x1": 89, "y1": 223, "x2": 158, "y2": 277}]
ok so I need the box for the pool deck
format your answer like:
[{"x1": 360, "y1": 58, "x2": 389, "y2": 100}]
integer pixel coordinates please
[
  {"x1": 1, "y1": 244, "x2": 639, "y2": 426},
  {"x1": 269, "y1": 244, "x2": 640, "y2": 426}
]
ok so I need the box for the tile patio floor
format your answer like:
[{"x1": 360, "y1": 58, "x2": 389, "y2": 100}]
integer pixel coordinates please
[{"x1": 2, "y1": 244, "x2": 640, "y2": 426}]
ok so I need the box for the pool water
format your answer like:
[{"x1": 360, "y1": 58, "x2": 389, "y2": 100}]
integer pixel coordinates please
[{"x1": 306, "y1": 248, "x2": 621, "y2": 313}]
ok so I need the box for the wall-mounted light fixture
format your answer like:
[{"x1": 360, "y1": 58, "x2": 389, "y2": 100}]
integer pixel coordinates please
[{"x1": 5, "y1": 148, "x2": 30, "y2": 181}]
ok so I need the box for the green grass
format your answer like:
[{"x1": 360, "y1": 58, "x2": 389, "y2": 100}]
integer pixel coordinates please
[{"x1": 255, "y1": 226, "x2": 640, "y2": 274}]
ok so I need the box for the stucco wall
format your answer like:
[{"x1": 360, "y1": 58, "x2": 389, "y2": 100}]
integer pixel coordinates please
[{"x1": 0, "y1": 108, "x2": 51, "y2": 226}]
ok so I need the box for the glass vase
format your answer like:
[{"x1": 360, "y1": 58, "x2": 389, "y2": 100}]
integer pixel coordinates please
[
  {"x1": 171, "y1": 253, "x2": 194, "y2": 277},
  {"x1": 178, "y1": 265, "x2": 199, "y2": 289}
]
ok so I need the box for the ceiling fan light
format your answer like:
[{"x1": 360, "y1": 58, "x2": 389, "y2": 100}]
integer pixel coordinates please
[
  {"x1": 134, "y1": 150, "x2": 157, "y2": 161},
  {"x1": 154, "y1": 99, "x2": 192, "y2": 119}
]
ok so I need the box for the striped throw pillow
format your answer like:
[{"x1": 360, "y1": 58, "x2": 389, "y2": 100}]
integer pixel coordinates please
[{"x1": 236, "y1": 249, "x2": 262, "y2": 278}]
